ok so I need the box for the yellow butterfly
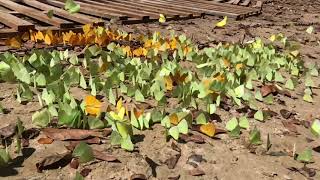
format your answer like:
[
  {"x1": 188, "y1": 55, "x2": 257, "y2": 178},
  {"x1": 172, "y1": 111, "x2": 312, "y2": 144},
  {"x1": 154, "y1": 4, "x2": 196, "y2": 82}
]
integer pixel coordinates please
[
  {"x1": 216, "y1": 16, "x2": 227, "y2": 27},
  {"x1": 200, "y1": 123, "x2": 216, "y2": 137},
  {"x1": 85, "y1": 95, "x2": 102, "y2": 116},
  {"x1": 159, "y1": 14, "x2": 166, "y2": 23}
]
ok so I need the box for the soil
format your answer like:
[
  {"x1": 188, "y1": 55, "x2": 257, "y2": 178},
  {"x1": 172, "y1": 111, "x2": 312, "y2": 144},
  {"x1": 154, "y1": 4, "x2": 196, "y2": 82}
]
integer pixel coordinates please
[{"x1": 1, "y1": 0, "x2": 320, "y2": 179}]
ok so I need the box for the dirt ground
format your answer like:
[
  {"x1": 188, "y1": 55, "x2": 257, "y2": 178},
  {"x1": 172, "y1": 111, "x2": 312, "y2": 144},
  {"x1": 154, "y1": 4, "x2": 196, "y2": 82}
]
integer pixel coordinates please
[{"x1": 1, "y1": 0, "x2": 320, "y2": 179}]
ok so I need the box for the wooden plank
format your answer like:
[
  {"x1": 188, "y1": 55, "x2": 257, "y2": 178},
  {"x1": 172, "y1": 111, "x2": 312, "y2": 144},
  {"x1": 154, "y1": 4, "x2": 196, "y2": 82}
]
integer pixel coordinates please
[
  {"x1": 0, "y1": 29, "x2": 19, "y2": 39},
  {"x1": 181, "y1": 0, "x2": 257, "y2": 11},
  {"x1": 22, "y1": 0, "x2": 105, "y2": 26},
  {"x1": 38, "y1": 0, "x2": 128, "y2": 20},
  {"x1": 110, "y1": 0, "x2": 201, "y2": 17},
  {"x1": 185, "y1": 0, "x2": 259, "y2": 11},
  {"x1": 240, "y1": 0, "x2": 251, "y2": 6},
  {"x1": 0, "y1": 11, "x2": 35, "y2": 31},
  {"x1": 139, "y1": 0, "x2": 241, "y2": 18},
  {"x1": 0, "y1": 0, "x2": 73, "y2": 28},
  {"x1": 158, "y1": 0, "x2": 252, "y2": 14},
  {"x1": 78, "y1": 0, "x2": 161, "y2": 18},
  {"x1": 232, "y1": 0, "x2": 242, "y2": 5},
  {"x1": 82, "y1": 0, "x2": 187, "y2": 18},
  {"x1": 53, "y1": 0, "x2": 151, "y2": 20}
]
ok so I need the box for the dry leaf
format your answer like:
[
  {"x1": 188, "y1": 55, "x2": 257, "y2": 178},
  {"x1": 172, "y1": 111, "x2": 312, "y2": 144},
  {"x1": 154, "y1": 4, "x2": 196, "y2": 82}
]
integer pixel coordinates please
[
  {"x1": 130, "y1": 174, "x2": 147, "y2": 180},
  {"x1": 92, "y1": 150, "x2": 119, "y2": 162},
  {"x1": 282, "y1": 121, "x2": 299, "y2": 135},
  {"x1": 0, "y1": 123, "x2": 16, "y2": 138},
  {"x1": 36, "y1": 152, "x2": 72, "y2": 172},
  {"x1": 179, "y1": 134, "x2": 205, "y2": 144},
  {"x1": 42, "y1": 128, "x2": 105, "y2": 141},
  {"x1": 189, "y1": 168, "x2": 205, "y2": 176},
  {"x1": 38, "y1": 137, "x2": 54, "y2": 144},
  {"x1": 80, "y1": 168, "x2": 92, "y2": 177},
  {"x1": 261, "y1": 85, "x2": 277, "y2": 97}
]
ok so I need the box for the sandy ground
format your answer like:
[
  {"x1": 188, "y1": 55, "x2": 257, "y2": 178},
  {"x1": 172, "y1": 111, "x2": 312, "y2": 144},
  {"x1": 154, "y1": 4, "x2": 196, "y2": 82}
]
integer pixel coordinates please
[{"x1": 1, "y1": 0, "x2": 320, "y2": 179}]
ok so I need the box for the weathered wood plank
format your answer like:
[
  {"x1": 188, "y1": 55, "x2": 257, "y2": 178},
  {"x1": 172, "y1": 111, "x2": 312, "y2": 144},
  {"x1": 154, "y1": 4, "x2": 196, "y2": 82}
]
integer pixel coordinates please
[
  {"x1": 0, "y1": 10, "x2": 35, "y2": 31},
  {"x1": 22, "y1": 0, "x2": 104, "y2": 26},
  {"x1": 39, "y1": 0, "x2": 128, "y2": 20},
  {"x1": 0, "y1": 0, "x2": 73, "y2": 28}
]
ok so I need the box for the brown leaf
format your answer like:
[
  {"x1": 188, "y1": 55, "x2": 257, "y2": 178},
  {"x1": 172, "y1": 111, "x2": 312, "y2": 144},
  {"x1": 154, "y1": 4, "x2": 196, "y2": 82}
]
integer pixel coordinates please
[
  {"x1": 0, "y1": 123, "x2": 16, "y2": 138},
  {"x1": 263, "y1": 109, "x2": 278, "y2": 117},
  {"x1": 261, "y1": 85, "x2": 277, "y2": 97},
  {"x1": 93, "y1": 150, "x2": 119, "y2": 162},
  {"x1": 42, "y1": 128, "x2": 108, "y2": 140},
  {"x1": 168, "y1": 174, "x2": 180, "y2": 180},
  {"x1": 282, "y1": 121, "x2": 299, "y2": 135},
  {"x1": 70, "y1": 158, "x2": 79, "y2": 169},
  {"x1": 130, "y1": 174, "x2": 147, "y2": 180},
  {"x1": 310, "y1": 140, "x2": 320, "y2": 153},
  {"x1": 36, "y1": 152, "x2": 72, "y2": 172},
  {"x1": 69, "y1": 137, "x2": 101, "y2": 145},
  {"x1": 187, "y1": 154, "x2": 206, "y2": 168},
  {"x1": 38, "y1": 137, "x2": 54, "y2": 144},
  {"x1": 179, "y1": 134, "x2": 205, "y2": 144},
  {"x1": 280, "y1": 109, "x2": 293, "y2": 119},
  {"x1": 188, "y1": 168, "x2": 205, "y2": 176},
  {"x1": 165, "y1": 154, "x2": 181, "y2": 169},
  {"x1": 80, "y1": 168, "x2": 92, "y2": 177},
  {"x1": 171, "y1": 142, "x2": 181, "y2": 152}
]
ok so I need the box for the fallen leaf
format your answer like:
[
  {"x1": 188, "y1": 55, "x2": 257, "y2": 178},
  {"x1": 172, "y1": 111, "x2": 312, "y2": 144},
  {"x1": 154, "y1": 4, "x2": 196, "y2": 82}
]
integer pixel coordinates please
[
  {"x1": 80, "y1": 168, "x2": 92, "y2": 177},
  {"x1": 130, "y1": 174, "x2": 147, "y2": 180},
  {"x1": 188, "y1": 168, "x2": 205, "y2": 176},
  {"x1": 70, "y1": 158, "x2": 79, "y2": 169},
  {"x1": 69, "y1": 137, "x2": 101, "y2": 145},
  {"x1": 187, "y1": 154, "x2": 206, "y2": 168},
  {"x1": 85, "y1": 95, "x2": 102, "y2": 116},
  {"x1": 38, "y1": 137, "x2": 54, "y2": 144},
  {"x1": 164, "y1": 153, "x2": 181, "y2": 169},
  {"x1": 0, "y1": 124, "x2": 16, "y2": 138},
  {"x1": 280, "y1": 109, "x2": 293, "y2": 119},
  {"x1": 179, "y1": 134, "x2": 205, "y2": 144},
  {"x1": 168, "y1": 174, "x2": 180, "y2": 180},
  {"x1": 261, "y1": 85, "x2": 277, "y2": 97},
  {"x1": 36, "y1": 152, "x2": 72, "y2": 172},
  {"x1": 282, "y1": 121, "x2": 299, "y2": 135},
  {"x1": 171, "y1": 142, "x2": 181, "y2": 152},
  {"x1": 92, "y1": 150, "x2": 119, "y2": 162},
  {"x1": 42, "y1": 128, "x2": 105, "y2": 140}
]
